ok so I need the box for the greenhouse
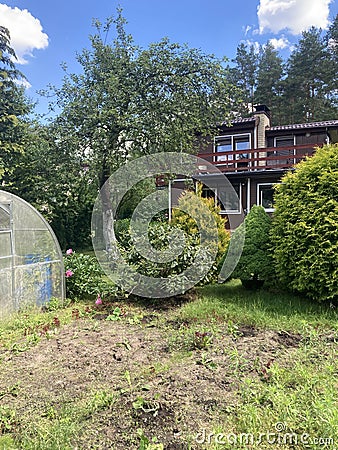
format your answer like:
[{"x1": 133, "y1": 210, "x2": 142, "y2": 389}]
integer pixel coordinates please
[{"x1": 0, "y1": 190, "x2": 65, "y2": 317}]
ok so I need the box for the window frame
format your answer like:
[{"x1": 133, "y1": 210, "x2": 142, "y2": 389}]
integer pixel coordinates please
[
  {"x1": 201, "y1": 184, "x2": 242, "y2": 214},
  {"x1": 214, "y1": 133, "x2": 252, "y2": 167},
  {"x1": 257, "y1": 182, "x2": 279, "y2": 212}
]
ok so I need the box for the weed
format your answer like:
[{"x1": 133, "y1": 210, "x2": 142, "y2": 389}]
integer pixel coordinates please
[
  {"x1": 0, "y1": 407, "x2": 17, "y2": 434},
  {"x1": 137, "y1": 428, "x2": 164, "y2": 450},
  {"x1": 44, "y1": 297, "x2": 70, "y2": 311},
  {"x1": 193, "y1": 331, "x2": 213, "y2": 350},
  {"x1": 0, "y1": 385, "x2": 19, "y2": 401},
  {"x1": 84, "y1": 389, "x2": 116, "y2": 415},
  {"x1": 106, "y1": 307, "x2": 122, "y2": 321},
  {"x1": 196, "y1": 353, "x2": 217, "y2": 370},
  {"x1": 132, "y1": 396, "x2": 161, "y2": 416}
]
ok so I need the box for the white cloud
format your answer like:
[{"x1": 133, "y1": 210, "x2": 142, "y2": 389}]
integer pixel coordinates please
[
  {"x1": 269, "y1": 36, "x2": 290, "y2": 49},
  {"x1": 0, "y1": 4, "x2": 48, "y2": 64},
  {"x1": 257, "y1": 0, "x2": 333, "y2": 35},
  {"x1": 15, "y1": 78, "x2": 32, "y2": 89},
  {"x1": 244, "y1": 25, "x2": 252, "y2": 36},
  {"x1": 243, "y1": 39, "x2": 261, "y2": 53}
]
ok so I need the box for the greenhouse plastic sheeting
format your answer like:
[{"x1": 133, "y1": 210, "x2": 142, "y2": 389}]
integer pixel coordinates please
[{"x1": 0, "y1": 190, "x2": 65, "y2": 317}]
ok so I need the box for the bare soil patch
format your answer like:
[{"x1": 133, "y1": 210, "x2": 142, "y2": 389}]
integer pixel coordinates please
[{"x1": 0, "y1": 314, "x2": 304, "y2": 449}]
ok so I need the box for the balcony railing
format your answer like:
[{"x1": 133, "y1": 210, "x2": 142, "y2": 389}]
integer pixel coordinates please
[{"x1": 197, "y1": 144, "x2": 318, "y2": 173}]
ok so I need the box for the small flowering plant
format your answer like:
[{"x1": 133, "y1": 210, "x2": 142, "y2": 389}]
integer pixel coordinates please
[{"x1": 64, "y1": 249, "x2": 116, "y2": 299}]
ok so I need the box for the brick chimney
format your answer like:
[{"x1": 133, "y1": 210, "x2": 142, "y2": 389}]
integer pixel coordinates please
[
  {"x1": 253, "y1": 105, "x2": 271, "y2": 166},
  {"x1": 253, "y1": 105, "x2": 271, "y2": 148}
]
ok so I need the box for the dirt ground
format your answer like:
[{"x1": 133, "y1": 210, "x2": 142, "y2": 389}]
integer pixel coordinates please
[{"x1": 0, "y1": 302, "x2": 306, "y2": 449}]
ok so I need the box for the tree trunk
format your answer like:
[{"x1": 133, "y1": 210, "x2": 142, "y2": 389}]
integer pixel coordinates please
[{"x1": 99, "y1": 168, "x2": 115, "y2": 254}]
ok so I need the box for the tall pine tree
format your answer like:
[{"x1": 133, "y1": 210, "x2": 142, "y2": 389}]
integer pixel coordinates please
[
  {"x1": 283, "y1": 27, "x2": 336, "y2": 123},
  {"x1": 255, "y1": 42, "x2": 284, "y2": 125},
  {"x1": 325, "y1": 13, "x2": 338, "y2": 110},
  {"x1": 230, "y1": 42, "x2": 258, "y2": 113}
]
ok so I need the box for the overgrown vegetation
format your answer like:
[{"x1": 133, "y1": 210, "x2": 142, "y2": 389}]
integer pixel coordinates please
[
  {"x1": 171, "y1": 184, "x2": 230, "y2": 282},
  {"x1": 64, "y1": 250, "x2": 116, "y2": 299},
  {"x1": 2, "y1": 10, "x2": 338, "y2": 247}
]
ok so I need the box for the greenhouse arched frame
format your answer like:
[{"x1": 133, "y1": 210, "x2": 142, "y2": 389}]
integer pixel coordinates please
[{"x1": 0, "y1": 190, "x2": 65, "y2": 317}]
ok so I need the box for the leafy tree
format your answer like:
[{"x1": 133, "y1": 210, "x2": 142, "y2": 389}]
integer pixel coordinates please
[
  {"x1": 231, "y1": 205, "x2": 273, "y2": 288},
  {"x1": 5, "y1": 122, "x2": 96, "y2": 249},
  {"x1": 255, "y1": 42, "x2": 284, "y2": 125},
  {"x1": 0, "y1": 26, "x2": 31, "y2": 180},
  {"x1": 271, "y1": 143, "x2": 338, "y2": 302},
  {"x1": 46, "y1": 10, "x2": 239, "y2": 250}
]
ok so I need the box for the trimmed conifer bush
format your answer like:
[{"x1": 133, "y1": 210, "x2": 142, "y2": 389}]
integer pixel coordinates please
[
  {"x1": 271, "y1": 143, "x2": 338, "y2": 302},
  {"x1": 232, "y1": 205, "x2": 273, "y2": 288}
]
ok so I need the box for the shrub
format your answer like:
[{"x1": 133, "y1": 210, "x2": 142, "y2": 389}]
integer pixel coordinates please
[
  {"x1": 64, "y1": 251, "x2": 116, "y2": 299},
  {"x1": 171, "y1": 184, "x2": 230, "y2": 276},
  {"x1": 113, "y1": 220, "x2": 219, "y2": 297},
  {"x1": 111, "y1": 185, "x2": 230, "y2": 294},
  {"x1": 114, "y1": 218, "x2": 131, "y2": 243},
  {"x1": 271, "y1": 143, "x2": 338, "y2": 302},
  {"x1": 232, "y1": 205, "x2": 274, "y2": 287}
]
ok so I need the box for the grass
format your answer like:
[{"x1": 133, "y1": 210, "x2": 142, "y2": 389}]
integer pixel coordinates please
[
  {"x1": 184, "y1": 280, "x2": 338, "y2": 333},
  {"x1": 0, "y1": 280, "x2": 337, "y2": 449}
]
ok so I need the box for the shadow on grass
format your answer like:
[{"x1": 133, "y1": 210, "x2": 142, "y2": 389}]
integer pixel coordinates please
[{"x1": 123, "y1": 291, "x2": 197, "y2": 311}]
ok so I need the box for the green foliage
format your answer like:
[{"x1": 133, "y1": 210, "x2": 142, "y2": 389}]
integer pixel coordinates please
[
  {"x1": 271, "y1": 144, "x2": 338, "y2": 302},
  {"x1": 0, "y1": 26, "x2": 31, "y2": 181},
  {"x1": 44, "y1": 10, "x2": 239, "y2": 192},
  {"x1": 230, "y1": 42, "x2": 258, "y2": 112},
  {"x1": 171, "y1": 184, "x2": 230, "y2": 271},
  {"x1": 64, "y1": 251, "x2": 116, "y2": 298},
  {"x1": 113, "y1": 217, "x2": 220, "y2": 296},
  {"x1": 283, "y1": 27, "x2": 336, "y2": 124},
  {"x1": 0, "y1": 406, "x2": 16, "y2": 434},
  {"x1": 114, "y1": 218, "x2": 131, "y2": 242},
  {"x1": 116, "y1": 179, "x2": 155, "y2": 220},
  {"x1": 6, "y1": 123, "x2": 96, "y2": 249},
  {"x1": 255, "y1": 42, "x2": 284, "y2": 125},
  {"x1": 117, "y1": 221, "x2": 200, "y2": 276},
  {"x1": 230, "y1": 17, "x2": 338, "y2": 124},
  {"x1": 232, "y1": 205, "x2": 273, "y2": 284}
]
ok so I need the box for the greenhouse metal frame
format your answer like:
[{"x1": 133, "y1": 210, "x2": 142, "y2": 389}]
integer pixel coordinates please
[{"x1": 0, "y1": 190, "x2": 65, "y2": 317}]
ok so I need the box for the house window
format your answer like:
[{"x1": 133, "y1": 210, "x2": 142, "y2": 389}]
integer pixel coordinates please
[
  {"x1": 215, "y1": 134, "x2": 251, "y2": 166},
  {"x1": 201, "y1": 186, "x2": 216, "y2": 200},
  {"x1": 218, "y1": 183, "x2": 241, "y2": 213},
  {"x1": 215, "y1": 137, "x2": 232, "y2": 162},
  {"x1": 274, "y1": 136, "x2": 295, "y2": 148},
  {"x1": 201, "y1": 184, "x2": 241, "y2": 213},
  {"x1": 257, "y1": 183, "x2": 278, "y2": 211},
  {"x1": 268, "y1": 135, "x2": 296, "y2": 167}
]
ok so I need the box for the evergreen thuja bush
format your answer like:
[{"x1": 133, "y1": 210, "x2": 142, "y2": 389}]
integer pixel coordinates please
[
  {"x1": 232, "y1": 205, "x2": 274, "y2": 288},
  {"x1": 271, "y1": 144, "x2": 338, "y2": 302}
]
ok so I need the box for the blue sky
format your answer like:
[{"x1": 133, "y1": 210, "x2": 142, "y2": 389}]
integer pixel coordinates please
[{"x1": 1, "y1": 0, "x2": 337, "y2": 117}]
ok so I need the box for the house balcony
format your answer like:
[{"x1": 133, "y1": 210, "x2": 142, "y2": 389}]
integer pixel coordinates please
[{"x1": 197, "y1": 144, "x2": 318, "y2": 174}]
